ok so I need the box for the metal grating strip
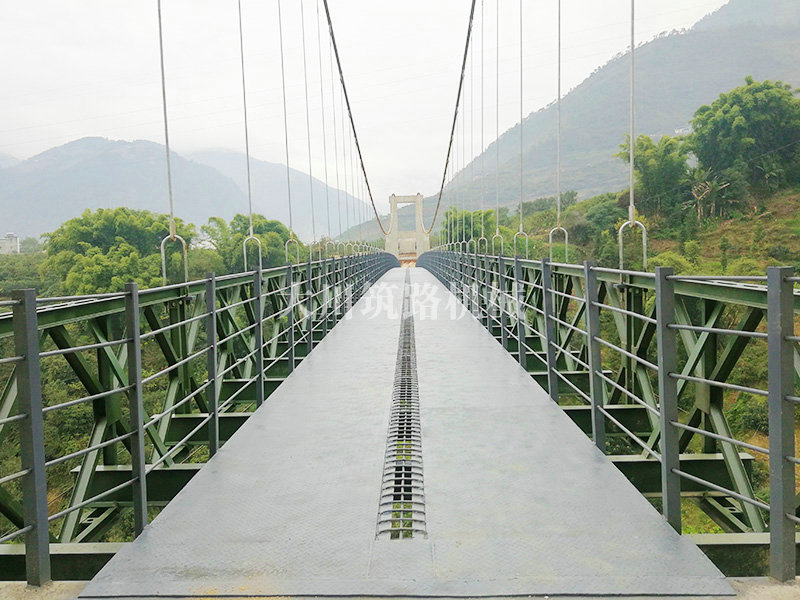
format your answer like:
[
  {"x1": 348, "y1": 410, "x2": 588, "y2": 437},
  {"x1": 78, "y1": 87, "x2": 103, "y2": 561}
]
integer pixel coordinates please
[{"x1": 376, "y1": 271, "x2": 426, "y2": 539}]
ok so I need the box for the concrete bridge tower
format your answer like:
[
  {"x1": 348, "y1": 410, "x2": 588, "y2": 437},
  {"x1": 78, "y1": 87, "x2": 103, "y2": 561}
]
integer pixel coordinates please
[{"x1": 385, "y1": 193, "x2": 430, "y2": 261}]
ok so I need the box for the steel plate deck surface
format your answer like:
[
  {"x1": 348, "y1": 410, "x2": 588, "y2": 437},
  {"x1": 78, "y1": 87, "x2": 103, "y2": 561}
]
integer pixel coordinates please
[{"x1": 79, "y1": 267, "x2": 733, "y2": 599}]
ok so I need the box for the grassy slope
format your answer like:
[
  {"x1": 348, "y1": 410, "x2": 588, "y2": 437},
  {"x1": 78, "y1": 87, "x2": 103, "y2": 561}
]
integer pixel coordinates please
[{"x1": 647, "y1": 188, "x2": 800, "y2": 269}]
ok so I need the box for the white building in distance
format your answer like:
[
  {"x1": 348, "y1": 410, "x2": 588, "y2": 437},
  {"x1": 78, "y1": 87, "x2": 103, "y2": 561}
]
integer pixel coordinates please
[{"x1": 0, "y1": 233, "x2": 20, "y2": 254}]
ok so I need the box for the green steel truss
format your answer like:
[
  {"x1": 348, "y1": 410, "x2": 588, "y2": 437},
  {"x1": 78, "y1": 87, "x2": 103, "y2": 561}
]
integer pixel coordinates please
[
  {"x1": 418, "y1": 251, "x2": 799, "y2": 580},
  {"x1": 0, "y1": 253, "x2": 398, "y2": 583},
  {"x1": 0, "y1": 249, "x2": 797, "y2": 582}
]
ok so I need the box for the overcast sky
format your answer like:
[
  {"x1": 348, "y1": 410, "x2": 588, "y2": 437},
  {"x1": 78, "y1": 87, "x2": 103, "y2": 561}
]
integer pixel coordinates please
[{"x1": 3, "y1": 0, "x2": 728, "y2": 215}]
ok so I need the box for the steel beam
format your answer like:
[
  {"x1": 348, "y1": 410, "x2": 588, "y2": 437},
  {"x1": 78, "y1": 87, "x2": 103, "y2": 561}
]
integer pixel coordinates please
[
  {"x1": 12, "y1": 289, "x2": 50, "y2": 586},
  {"x1": 766, "y1": 266, "x2": 796, "y2": 581}
]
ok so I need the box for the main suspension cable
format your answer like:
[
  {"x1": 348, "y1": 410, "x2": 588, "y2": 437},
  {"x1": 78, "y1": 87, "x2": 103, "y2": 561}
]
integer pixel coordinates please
[
  {"x1": 322, "y1": 0, "x2": 389, "y2": 236},
  {"x1": 425, "y1": 0, "x2": 478, "y2": 236}
]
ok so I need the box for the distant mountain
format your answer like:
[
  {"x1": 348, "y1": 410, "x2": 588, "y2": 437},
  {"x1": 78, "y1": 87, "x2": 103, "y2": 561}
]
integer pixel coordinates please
[
  {"x1": 0, "y1": 138, "x2": 245, "y2": 239},
  {"x1": 0, "y1": 153, "x2": 19, "y2": 169},
  {"x1": 0, "y1": 138, "x2": 368, "y2": 241},
  {"x1": 188, "y1": 150, "x2": 369, "y2": 241},
  {"x1": 369, "y1": 0, "x2": 800, "y2": 240},
  {"x1": 694, "y1": 0, "x2": 800, "y2": 31}
]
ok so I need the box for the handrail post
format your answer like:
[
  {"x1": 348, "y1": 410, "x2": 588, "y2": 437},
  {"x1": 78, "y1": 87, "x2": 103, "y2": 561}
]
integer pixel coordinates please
[
  {"x1": 498, "y1": 256, "x2": 509, "y2": 349},
  {"x1": 654, "y1": 267, "x2": 681, "y2": 532},
  {"x1": 459, "y1": 251, "x2": 466, "y2": 305},
  {"x1": 205, "y1": 274, "x2": 219, "y2": 455},
  {"x1": 766, "y1": 266, "x2": 796, "y2": 582},
  {"x1": 336, "y1": 257, "x2": 344, "y2": 322},
  {"x1": 464, "y1": 253, "x2": 472, "y2": 314},
  {"x1": 514, "y1": 256, "x2": 527, "y2": 369},
  {"x1": 252, "y1": 269, "x2": 265, "y2": 408},
  {"x1": 471, "y1": 253, "x2": 479, "y2": 318},
  {"x1": 331, "y1": 258, "x2": 340, "y2": 323},
  {"x1": 306, "y1": 257, "x2": 314, "y2": 354},
  {"x1": 482, "y1": 254, "x2": 490, "y2": 328},
  {"x1": 344, "y1": 257, "x2": 354, "y2": 316},
  {"x1": 321, "y1": 258, "x2": 329, "y2": 338},
  {"x1": 287, "y1": 263, "x2": 296, "y2": 374},
  {"x1": 583, "y1": 261, "x2": 606, "y2": 452},
  {"x1": 12, "y1": 289, "x2": 50, "y2": 586},
  {"x1": 540, "y1": 259, "x2": 559, "y2": 402},
  {"x1": 124, "y1": 282, "x2": 148, "y2": 536}
]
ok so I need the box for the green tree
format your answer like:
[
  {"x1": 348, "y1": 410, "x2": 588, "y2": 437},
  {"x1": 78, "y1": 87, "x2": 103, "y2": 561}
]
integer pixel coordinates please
[
  {"x1": 617, "y1": 134, "x2": 689, "y2": 217},
  {"x1": 691, "y1": 77, "x2": 800, "y2": 191},
  {"x1": 19, "y1": 237, "x2": 42, "y2": 254},
  {"x1": 649, "y1": 251, "x2": 693, "y2": 274},
  {"x1": 683, "y1": 240, "x2": 700, "y2": 264},
  {"x1": 720, "y1": 235, "x2": 731, "y2": 273},
  {"x1": 186, "y1": 248, "x2": 225, "y2": 280},
  {"x1": 41, "y1": 208, "x2": 195, "y2": 294},
  {"x1": 0, "y1": 254, "x2": 48, "y2": 296},
  {"x1": 752, "y1": 221, "x2": 765, "y2": 256},
  {"x1": 202, "y1": 214, "x2": 302, "y2": 272}
]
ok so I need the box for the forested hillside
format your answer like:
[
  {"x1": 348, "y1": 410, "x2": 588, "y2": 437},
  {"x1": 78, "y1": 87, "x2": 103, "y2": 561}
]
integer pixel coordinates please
[
  {"x1": 355, "y1": 0, "x2": 800, "y2": 239},
  {"x1": 433, "y1": 77, "x2": 800, "y2": 276}
]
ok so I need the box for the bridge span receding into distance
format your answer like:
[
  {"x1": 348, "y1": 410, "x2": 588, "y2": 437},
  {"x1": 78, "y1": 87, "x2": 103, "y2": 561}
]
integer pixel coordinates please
[
  {"x1": 0, "y1": 251, "x2": 797, "y2": 596},
  {"x1": 77, "y1": 266, "x2": 732, "y2": 598}
]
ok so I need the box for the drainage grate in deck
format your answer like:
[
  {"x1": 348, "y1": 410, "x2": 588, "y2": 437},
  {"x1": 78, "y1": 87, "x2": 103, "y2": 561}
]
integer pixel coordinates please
[{"x1": 376, "y1": 272, "x2": 426, "y2": 539}]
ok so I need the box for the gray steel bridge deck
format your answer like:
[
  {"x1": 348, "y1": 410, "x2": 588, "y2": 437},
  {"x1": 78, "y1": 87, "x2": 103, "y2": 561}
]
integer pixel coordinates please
[{"x1": 79, "y1": 268, "x2": 733, "y2": 598}]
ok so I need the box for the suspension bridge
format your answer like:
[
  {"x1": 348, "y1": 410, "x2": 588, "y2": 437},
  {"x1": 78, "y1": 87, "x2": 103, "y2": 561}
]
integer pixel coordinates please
[{"x1": 1, "y1": 0, "x2": 799, "y2": 597}]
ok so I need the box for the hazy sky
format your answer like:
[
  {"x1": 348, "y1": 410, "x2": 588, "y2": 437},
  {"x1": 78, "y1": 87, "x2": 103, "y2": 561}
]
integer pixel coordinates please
[{"x1": 3, "y1": 0, "x2": 728, "y2": 215}]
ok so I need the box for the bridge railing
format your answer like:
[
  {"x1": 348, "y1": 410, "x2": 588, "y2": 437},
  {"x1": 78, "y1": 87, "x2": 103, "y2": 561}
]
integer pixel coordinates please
[
  {"x1": 0, "y1": 252, "x2": 398, "y2": 585},
  {"x1": 418, "y1": 250, "x2": 798, "y2": 582}
]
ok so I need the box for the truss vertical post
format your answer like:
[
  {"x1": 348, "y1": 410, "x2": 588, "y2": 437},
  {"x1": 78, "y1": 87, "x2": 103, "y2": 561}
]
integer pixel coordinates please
[
  {"x1": 583, "y1": 261, "x2": 606, "y2": 452},
  {"x1": 766, "y1": 266, "x2": 796, "y2": 582},
  {"x1": 124, "y1": 283, "x2": 148, "y2": 536},
  {"x1": 654, "y1": 267, "x2": 681, "y2": 533},
  {"x1": 322, "y1": 259, "x2": 329, "y2": 338},
  {"x1": 473, "y1": 253, "x2": 480, "y2": 318},
  {"x1": 306, "y1": 258, "x2": 314, "y2": 353},
  {"x1": 332, "y1": 258, "x2": 341, "y2": 322},
  {"x1": 453, "y1": 252, "x2": 459, "y2": 300},
  {"x1": 252, "y1": 269, "x2": 265, "y2": 408},
  {"x1": 498, "y1": 256, "x2": 509, "y2": 349},
  {"x1": 205, "y1": 274, "x2": 219, "y2": 456},
  {"x1": 12, "y1": 289, "x2": 50, "y2": 586},
  {"x1": 482, "y1": 254, "x2": 490, "y2": 328},
  {"x1": 460, "y1": 252, "x2": 468, "y2": 306},
  {"x1": 287, "y1": 263, "x2": 296, "y2": 374},
  {"x1": 464, "y1": 253, "x2": 477, "y2": 316},
  {"x1": 541, "y1": 259, "x2": 559, "y2": 402},
  {"x1": 514, "y1": 257, "x2": 527, "y2": 369}
]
